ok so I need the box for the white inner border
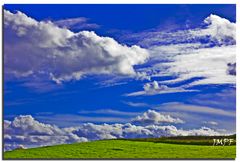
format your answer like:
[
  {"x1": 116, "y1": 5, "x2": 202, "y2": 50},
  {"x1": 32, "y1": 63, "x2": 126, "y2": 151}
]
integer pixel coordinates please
[{"x1": 0, "y1": 0, "x2": 239, "y2": 161}]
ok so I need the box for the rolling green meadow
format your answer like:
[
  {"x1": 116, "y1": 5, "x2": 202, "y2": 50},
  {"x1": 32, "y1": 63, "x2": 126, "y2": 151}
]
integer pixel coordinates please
[{"x1": 4, "y1": 136, "x2": 236, "y2": 159}]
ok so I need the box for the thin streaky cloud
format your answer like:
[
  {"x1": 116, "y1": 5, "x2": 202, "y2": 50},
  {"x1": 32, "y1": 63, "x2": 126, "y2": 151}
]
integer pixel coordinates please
[
  {"x1": 156, "y1": 102, "x2": 235, "y2": 117},
  {"x1": 78, "y1": 109, "x2": 141, "y2": 116},
  {"x1": 54, "y1": 17, "x2": 100, "y2": 30}
]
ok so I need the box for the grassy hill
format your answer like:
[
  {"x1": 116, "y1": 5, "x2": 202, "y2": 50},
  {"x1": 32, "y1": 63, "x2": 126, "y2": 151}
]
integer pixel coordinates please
[{"x1": 4, "y1": 135, "x2": 236, "y2": 159}]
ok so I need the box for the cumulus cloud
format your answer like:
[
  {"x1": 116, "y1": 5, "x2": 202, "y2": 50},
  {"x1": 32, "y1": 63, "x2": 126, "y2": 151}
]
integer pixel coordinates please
[
  {"x1": 4, "y1": 115, "x2": 87, "y2": 151},
  {"x1": 191, "y1": 14, "x2": 236, "y2": 45},
  {"x1": 126, "y1": 81, "x2": 197, "y2": 96},
  {"x1": 4, "y1": 114, "x2": 223, "y2": 151},
  {"x1": 70, "y1": 123, "x2": 124, "y2": 140},
  {"x1": 68, "y1": 123, "x2": 225, "y2": 140},
  {"x1": 4, "y1": 10, "x2": 149, "y2": 83},
  {"x1": 131, "y1": 110, "x2": 184, "y2": 125}
]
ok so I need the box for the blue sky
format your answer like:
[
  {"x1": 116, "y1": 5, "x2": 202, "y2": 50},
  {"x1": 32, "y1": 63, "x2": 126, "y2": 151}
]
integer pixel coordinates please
[{"x1": 3, "y1": 4, "x2": 236, "y2": 150}]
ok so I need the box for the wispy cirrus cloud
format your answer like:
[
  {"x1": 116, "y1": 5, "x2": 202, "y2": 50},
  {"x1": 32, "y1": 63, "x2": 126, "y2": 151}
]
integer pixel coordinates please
[
  {"x1": 203, "y1": 121, "x2": 218, "y2": 126},
  {"x1": 136, "y1": 43, "x2": 236, "y2": 88},
  {"x1": 54, "y1": 17, "x2": 100, "y2": 30},
  {"x1": 123, "y1": 101, "x2": 149, "y2": 107},
  {"x1": 122, "y1": 14, "x2": 235, "y2": 48},
  {"x1": 129, "y1": 14, "x2": 236, "y2": 89},
  {"x1": 78, "y1": 109, "x2": 141, "y2": 117},
  {"x1": 190, "y1": 89, "x2": 236, "y2": 110},
  {"x1": 155, "y1": 102, "x2": 235, "y2": 117},
  {"x1": 153, "y1": 45, "x2": 236, "y2": 87}
]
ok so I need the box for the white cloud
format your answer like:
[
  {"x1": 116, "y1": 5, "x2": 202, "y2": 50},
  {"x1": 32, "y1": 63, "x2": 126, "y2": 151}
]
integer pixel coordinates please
[
  {"x1": 191, "y1": 14, "x2": 236, "y2": 45},
  {"x1": 175, "y1": 126, "x2": 221, "y2": 136},
  {"x1": 4, "y1": 114, "x2": 224, "y2": 151},
  {"x1": 70, "y1": 123, "x2": 124, "y2": 140},
  {"x1": 78, "y1": 109, "x2": 141, "y2": 116},
  {"x1": 123, "y1": 101, "x2": 149, "y2": 107},
  {"x1": 131, "y1": 110, "x2": 184, "y2": 125},
  {"x1": 4, "y1": 115, "x2": 87, "y2": 151},
  {"x1": 156, "y1": 102, "x2": 235, "y2": 117},
  {"x1": 120, "y1": 99, "x2": 235, "y2": 131},
  {"x1": 4, "y1": 10, "x2": 149, "y2": 83},
  {"x1": 126, "y1": 81, "x2": 197, "y2": 96},
  {"x1": 139, "y1": 42, "x2": 235, "y2": 87},
  {"x1": 54, "y1": 17, "x2": 100, "y2": 30},
  {"x1": 159, "y1": 45, "x2": 235, "y2": 86},
  {"x1": 203, "y1": 121, "x2": 218, "y2": 126},
  {"x1": 65, "y1": 121, "x2": 221, "y2": 140}
]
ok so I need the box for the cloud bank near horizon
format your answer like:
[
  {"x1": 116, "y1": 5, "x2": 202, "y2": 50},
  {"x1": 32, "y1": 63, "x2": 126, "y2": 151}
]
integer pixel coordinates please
[{"x1": 4, "y1": 111, "x2": 227, "y2": 151}]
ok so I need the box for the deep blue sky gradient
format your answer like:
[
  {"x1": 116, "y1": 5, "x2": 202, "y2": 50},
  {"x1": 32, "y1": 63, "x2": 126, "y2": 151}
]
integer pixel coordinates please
[{"x1": 4, "y1": 4, "x2": 236, "y2": 129}]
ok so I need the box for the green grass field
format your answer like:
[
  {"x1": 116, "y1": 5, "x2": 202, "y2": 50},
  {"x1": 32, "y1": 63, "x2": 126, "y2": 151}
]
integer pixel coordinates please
[{"x1": 4, "y1": 136, "x2": 236, "y2": 159}]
